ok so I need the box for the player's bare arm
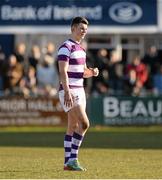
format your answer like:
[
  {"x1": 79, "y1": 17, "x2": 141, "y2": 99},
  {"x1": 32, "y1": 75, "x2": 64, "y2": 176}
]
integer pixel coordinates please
[{"x1": 58, "y1": 61, "x2": 73, "y2": 108}]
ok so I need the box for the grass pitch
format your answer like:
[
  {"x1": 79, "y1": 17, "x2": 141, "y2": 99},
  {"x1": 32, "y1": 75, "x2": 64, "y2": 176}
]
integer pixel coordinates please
[{"x1": 0, "y1": 126, "x2": 162, "y2": 179}]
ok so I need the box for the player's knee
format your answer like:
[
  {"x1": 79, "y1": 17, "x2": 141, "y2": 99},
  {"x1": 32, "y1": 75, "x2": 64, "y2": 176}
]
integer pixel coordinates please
[{"x1": 81, "y1": 120, "x2": 90, "y2": 131}]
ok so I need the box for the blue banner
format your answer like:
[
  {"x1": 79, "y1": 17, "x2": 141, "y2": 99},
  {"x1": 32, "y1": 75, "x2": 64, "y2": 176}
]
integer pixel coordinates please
[{"x1": 0, "y1": 0, "x2": 157, "y2": 26}]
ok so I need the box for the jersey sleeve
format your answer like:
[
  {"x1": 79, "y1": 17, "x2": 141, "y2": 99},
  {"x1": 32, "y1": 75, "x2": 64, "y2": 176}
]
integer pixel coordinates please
[{"x1": 57, "y1": 44, "x2": 70, "y2": 62}]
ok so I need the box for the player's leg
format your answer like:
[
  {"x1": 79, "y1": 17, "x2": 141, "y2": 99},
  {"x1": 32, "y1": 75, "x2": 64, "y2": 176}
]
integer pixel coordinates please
[
  {"x1": 59, "y1": 90, "x2": 74, "y2": 170},
  {"x1": 64, "y1": 113, "x2": 78, "y2": 170},
  {"x1": 67, "y1": 113, "x2": 79, "y2": 135},
  {"x1": 71, "y1": 104, "x2": 90, "y2": 135},
  {"x1": 62, "y1": 88, "x2": 89, "y2": 170},
  {"x1": 66, "y1": 105, "x2": 89, "y2": 171}
]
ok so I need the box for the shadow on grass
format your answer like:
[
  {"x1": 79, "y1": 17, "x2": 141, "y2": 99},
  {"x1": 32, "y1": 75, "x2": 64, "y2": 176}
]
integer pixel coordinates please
[{"x1": 0, "y1": 131, "x2": 162, "y2": 149}]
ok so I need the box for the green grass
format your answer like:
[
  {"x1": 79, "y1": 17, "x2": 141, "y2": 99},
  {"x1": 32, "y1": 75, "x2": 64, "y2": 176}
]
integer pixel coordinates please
[{"x1": 0, "y1": 126, "x2": 162, "y2": 179}]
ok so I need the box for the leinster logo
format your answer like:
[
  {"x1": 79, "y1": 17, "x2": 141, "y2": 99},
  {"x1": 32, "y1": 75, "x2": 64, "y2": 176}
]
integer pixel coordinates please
[{"x1": 109, "y1": 2, "x2": 142, "y2": 24}]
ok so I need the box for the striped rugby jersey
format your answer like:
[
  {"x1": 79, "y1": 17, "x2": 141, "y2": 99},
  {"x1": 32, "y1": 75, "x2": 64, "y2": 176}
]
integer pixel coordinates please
[{"x1": 57, "y1": 39, "x2": 86, "y2": 90}]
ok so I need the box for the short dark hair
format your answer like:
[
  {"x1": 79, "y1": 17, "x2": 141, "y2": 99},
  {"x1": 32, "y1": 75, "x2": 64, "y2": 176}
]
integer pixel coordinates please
[{"x1": 71, "y1": 17, "x2": 89, "y2": 27}]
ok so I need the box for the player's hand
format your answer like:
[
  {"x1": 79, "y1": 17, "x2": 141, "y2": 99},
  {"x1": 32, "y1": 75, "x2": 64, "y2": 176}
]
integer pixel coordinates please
[
  {"x1": 93, "y1": 68, "x2": 99, "y2": 77},
  {"x1": 64, "y1": 90, "x2": 73, "y2": 108}
]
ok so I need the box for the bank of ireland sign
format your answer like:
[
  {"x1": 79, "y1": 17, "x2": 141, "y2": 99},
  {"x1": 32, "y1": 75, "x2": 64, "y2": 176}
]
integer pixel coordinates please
[
  {"x1": 0, "y1": 0, "x2": 157, "y2": 27},
  {"x1": 109, "y1": 2, "x2": 142, "y2": 24}
]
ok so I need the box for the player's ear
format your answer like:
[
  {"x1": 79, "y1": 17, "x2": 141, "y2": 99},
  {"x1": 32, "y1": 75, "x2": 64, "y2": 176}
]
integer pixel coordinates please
[
  {"x1": 71, "y1": 25, "x2": 75, "y2": 32},
  {"x1": 71, "y1": 24, "x2": 77, "y2": 32}
]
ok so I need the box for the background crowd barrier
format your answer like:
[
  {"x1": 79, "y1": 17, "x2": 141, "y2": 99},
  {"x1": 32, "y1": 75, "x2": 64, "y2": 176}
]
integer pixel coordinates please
[
  {"x1": 1, "y1": 96, "x2": 162, "y2": 126},
  {"x1": 0, "y1": 96, "x2": 66, "y2": 126}
]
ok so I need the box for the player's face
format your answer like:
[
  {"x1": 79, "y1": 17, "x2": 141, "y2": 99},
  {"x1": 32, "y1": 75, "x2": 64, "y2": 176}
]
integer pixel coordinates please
[{"x1": 72, "y1": 23, "x2": 88, "y2": 41}]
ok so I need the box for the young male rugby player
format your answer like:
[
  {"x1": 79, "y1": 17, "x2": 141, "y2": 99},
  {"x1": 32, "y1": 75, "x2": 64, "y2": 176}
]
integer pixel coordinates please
[{"x1": 57, "y1": 16, "x2": 99, "y2": 171}]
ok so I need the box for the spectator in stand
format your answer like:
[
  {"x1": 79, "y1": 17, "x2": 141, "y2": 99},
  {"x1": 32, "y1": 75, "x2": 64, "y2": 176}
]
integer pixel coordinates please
[
  {"x1": 5, "y1": 54, "x2": 23, "y2": 95},
  {"x1": 36, "y1": 57, "x2": 58, "y2": 96},
  {"x1": 143, "y1": 45, "x2": 160, "y2": 75},
  {"x1": 29, "y1": 45, "x2": 41, "y2": 71},
  {"x1": 95, "y1": 48, "x2": 109, "y2": 72},
  {"x1": 14, "y1": 43, "x2": 26, "y2": 64},
  {"x1": 14, "y1": 43, "x2": 28, "y2": 75},
  {"x1": 124, "y1": 69, "x2": 137, "y2": 95},
  {"x1": 92, "y1": 48, "x2": 109, "y2": 95},
  {"x1": 43, "y1": 42, "x2": 56, "y2": 66},
  {"x1": 92, "y1": 48, "x2": 123, "y2": 95},
  {"x1": 125, "y1": 55, "x2": 148, "y2": 96},
  {"x1": 153, "y1": 65, "x2": 162, "y2": 95},
  {"x1": 142, "y1": 45, "x2": 160, "y2": 91},
  {"x1": 92, "y1": 67, "x2": 109, "y2": 96},
  {"x1": 20, "y1": 66, "x2": 37, "y2": 97},
  {"x1": 0, "y1": 45, "x2": 6, "y2": 94},
  {"x1": 108, "y1": 50, "x2": 123, "y2": 94},
  {"x1": 44, "y1": 42, "x2": 60, "y2": 80},
  {"x1": 41, "y1": 42, "x2": 59, "y2": 96}
]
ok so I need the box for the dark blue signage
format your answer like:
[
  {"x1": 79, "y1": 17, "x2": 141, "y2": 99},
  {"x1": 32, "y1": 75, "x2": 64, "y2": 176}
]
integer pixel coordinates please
[{"x1": 0, "y1": 0, "x2": 157, "y2": 26}]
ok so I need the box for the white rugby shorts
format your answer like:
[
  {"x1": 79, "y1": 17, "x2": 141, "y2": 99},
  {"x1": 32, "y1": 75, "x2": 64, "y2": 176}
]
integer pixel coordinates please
[{"x1": 59, "y1": 88, "x2": 86, "y2": 112}]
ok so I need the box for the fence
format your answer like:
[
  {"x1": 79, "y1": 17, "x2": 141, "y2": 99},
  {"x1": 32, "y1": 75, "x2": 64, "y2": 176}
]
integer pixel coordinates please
[{"x1": 1, "y1": 96, "x2": 162, "y2": 126}]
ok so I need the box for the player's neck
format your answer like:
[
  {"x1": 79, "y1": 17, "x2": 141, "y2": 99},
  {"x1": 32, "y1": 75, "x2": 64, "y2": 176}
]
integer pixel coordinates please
[{"x1": 70, "y1": 35, "x2": 82, "y2": 44}]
